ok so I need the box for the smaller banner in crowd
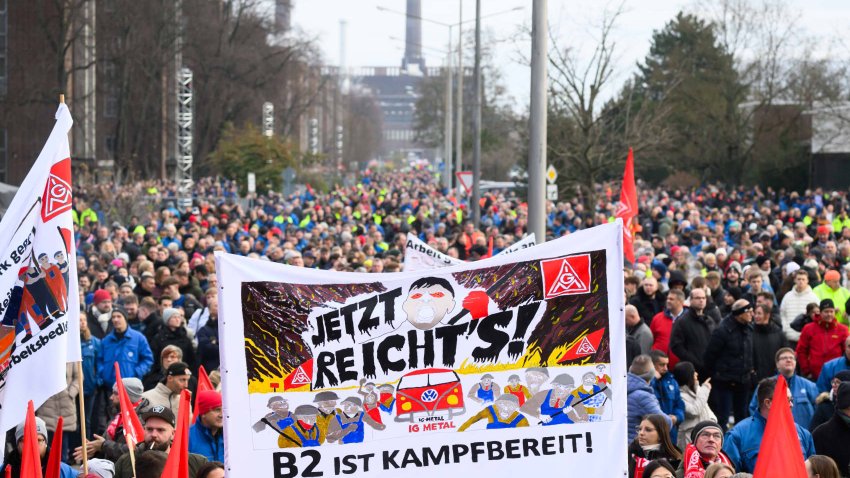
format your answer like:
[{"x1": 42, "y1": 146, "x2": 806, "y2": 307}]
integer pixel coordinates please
[
  {"x1": 403, "y1": 233, "x2": 536, "y2": 272},
  {"x1": 0, "y1": 104, "x2": 80, "y2": 435},
  {"x1": 217, "y1": 223, "x2": 625, "y2": 477}
]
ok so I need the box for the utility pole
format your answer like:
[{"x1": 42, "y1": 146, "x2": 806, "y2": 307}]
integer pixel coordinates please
[
  {"x1": 443, "y1": 33, "x2": 453, "y2": 191},
  {"x1": 454, "y1": 0, "x2": 463, "y2": 196},
  {"x1": 528, "y1": 0, "x2": 547, "y2": 242},
  {"x1": 471, "y1": 0, "x2": 482, "y2": 227}
]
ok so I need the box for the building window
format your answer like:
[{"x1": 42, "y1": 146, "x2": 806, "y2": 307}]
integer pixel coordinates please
[
  {"x1": 105, "y1": 135, "x2": 117, "y2": 158},
  {"x1": 105, "y1": 94, "x2": 118, "y2": 118}
]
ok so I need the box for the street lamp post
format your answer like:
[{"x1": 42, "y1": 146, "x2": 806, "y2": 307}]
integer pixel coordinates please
[
  {"x1": 471, "y1": 0, "x2": 482, "y2": 227},
  {"x1": 528, "y1": 0, "x2": 547, "y2": 242}
]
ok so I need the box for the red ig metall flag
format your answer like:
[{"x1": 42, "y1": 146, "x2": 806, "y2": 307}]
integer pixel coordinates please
[
  {"x1": 615, "y1": 148, "x2": 638, "y2": 264},
  {"x1": 0, "y1": 103, "x2": 80, "y2": 436}
]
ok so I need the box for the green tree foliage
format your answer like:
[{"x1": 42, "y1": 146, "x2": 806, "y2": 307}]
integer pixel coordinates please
[
  {"x1": 209, "y1": 123, "x2": 296, "y2": 195},
  {"x1": 634, "y1": 12, "x2": 746, "y2": 182}
]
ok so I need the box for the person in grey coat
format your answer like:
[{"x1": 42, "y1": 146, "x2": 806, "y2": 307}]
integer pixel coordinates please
[
  {"x1": 626, "y1": 304, "x2": 653, "y2": 354},
  {"x1": 627, "y1": 354, "x2": 672, "y2": 442}
]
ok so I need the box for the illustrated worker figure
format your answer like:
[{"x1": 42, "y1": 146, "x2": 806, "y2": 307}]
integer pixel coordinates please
[
  {"x1": 402, "y1": 277, "x2": 456, "y2": 330},
  {"x1": 468, "y1": 373, "x2": 501, "y2": 405},
  {"x1": 503, "y1": 374, "x2": 532, "y2": 406},
  {"x1": 458, "y1": 394, "x2": 529, "y2": 431},
  {"x1": 573, "y1": 371, "x2": 612, "y2": 422},
  {"x1": 313, "y1": 391, "x2": 341, "y2": 437},
  {"x1": 25, "y1": 261, "x2": 60, "y2": 321},
  {"x1": 520, "y1": 373, "x2": 587, "y2": 425},
  {"x1": 326, "y1": 397, "x2": 386, "y2": 444},
  {"x1": 358, "y1": 379, "x2": 383, "y2": 424},
  {"x1": 378, "y1": 384, "x2": 396, "y2": 413},
  {"x1": 38, "y1": 252, "x2": 67, "y2": 313},
  {"x1": 595, "y1": 364, "x2": 612, "y2": 386},
  {"x1": 525, "y1": 367, "x2": 550, "y2": 394},
  {"x1": 278, "y1": 404, "x2": 324, "y2": 448},
  {"x1": 252, "y1": 396, "x2": 292, "y2": 434}
]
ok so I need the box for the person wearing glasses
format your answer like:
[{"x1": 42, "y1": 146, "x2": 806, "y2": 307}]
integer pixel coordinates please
[
  {"x1": 628, "y1": 414, "x2": 682, "y2": 478},
  {"x1": 723, "y1": 376, "x2": 816, "y2": 473},
  {"x1": 747, "y1": 347, "x2": 819, "y2": 429},
  {"x1": 676, "y1": 420, "x2": 734, "y2": 478}
]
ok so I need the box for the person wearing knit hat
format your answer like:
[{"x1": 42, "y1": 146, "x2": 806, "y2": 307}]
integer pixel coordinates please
[
  {"x1": 813, "y1": 269, "x2": 850, "y2": 324},
  {"x1": 189, "y1": 390, "x2": 224, "y2": 461},
  {"x1": 813, "y1": 382, "x2": 850, "y2": 474},
  {"x1": 87, "y1": 288, "x2": 115, "y2": 339},
  {"x1": 86, "y1": 458, "x2": 115, "y2": 478},
  {"x1": 9, "y1": 416, "x2": 76, "y2": 477},
  {"x1": 809, "y1": 369, "x2": 850, "y2": 431},
  {"x1": 797, "y1": 296, "x2": 850, "y2": 380}
]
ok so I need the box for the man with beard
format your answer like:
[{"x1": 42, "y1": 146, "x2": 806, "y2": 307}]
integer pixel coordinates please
[
  {"x1": 520, "y1": 373, "x2": 587, "y2": 425},
  {"x1": 326, "y1": 397, "x2": 386, "y2": 444},
  {"x1": 73, "y1": 377, "x2": 149, "y2": 463},
  {"x1": 113, "y1": 406, "x2": 208, "y2": 478},
  {"x1": 459, "y1": 394, "x2": 529, "y2": 431},
  {"x1": 572, "y1": 371, "x2": 612, "y2": 422},
  {"x1": 524, "y1": 367, "x2": 549, "y2": 395}
]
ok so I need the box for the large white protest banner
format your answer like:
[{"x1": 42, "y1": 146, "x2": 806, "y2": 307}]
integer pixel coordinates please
[
  {"x1": 403, "y1": 233, "x2": 536, "y2": 272},
  {"x1": 0, "y1": 103, "x2": 80, "y2": 433},
  {"x1": 217, "y1": 222, "x2": 626, "y2": 477}
]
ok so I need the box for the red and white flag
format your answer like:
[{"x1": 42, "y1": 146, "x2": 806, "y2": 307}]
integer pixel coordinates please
[
  {"x1": 616, "y1": 148, "x2": 638, "y2": 263},
  {"x1": 0, "y1": 103, "x2": 80, "y2": 435}
]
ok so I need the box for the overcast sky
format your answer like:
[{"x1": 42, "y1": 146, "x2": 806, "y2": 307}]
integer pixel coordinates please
[{"x1": 287, "y1": 0, "x2": 849, "y2": 111}]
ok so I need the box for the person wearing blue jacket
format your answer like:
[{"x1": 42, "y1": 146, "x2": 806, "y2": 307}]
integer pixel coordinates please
[
  {"x1": 816, "y1": 337, "x2": 850, "y2": 392},
  {"x1": 627, "y1": 355, "x2": 672, "y2": 442},
  {"x1": 97, "y1": 308, "x2": 154, "y2": 388},
  {"x1": 79, "y1": 315, "x2": 102, "y2": 441},
  {"x1": 650, "y1": 350, "x2": 686, "y2": 444},
  {"x1": 747, "y1": 347, "x2": 819, "y2": 429},
  {"x1": 189, "y1": 390, "x2": 224, "y2": 462},
  {"x1": 724, "y1": 376, "x2": 816, "y2": 473}
]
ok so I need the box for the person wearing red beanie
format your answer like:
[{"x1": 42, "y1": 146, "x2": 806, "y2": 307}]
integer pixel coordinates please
[{"x1": 188, "y1": 390, "x2": 223, "y2": 462}]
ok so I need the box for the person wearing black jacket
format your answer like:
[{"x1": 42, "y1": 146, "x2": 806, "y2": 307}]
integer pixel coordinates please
[
  {"x1": 703, "y1": 299, "x2": 756, "y2": 431},
  {"x1": 752, "y1": 304, "x2": 788, "y2": 381},
  {"x1": 812, "y1": 382, "x2": 850, "y2": 476},
  {"x1": 809, "y1": 370, "x2": 850, "y2": 432},
  {"x1": 629, "y1": 277, "x2": 667, "y2": 326},
  {"x1": 197, "y1": 313, "x2": 220, "y2": 373},
  {"x1": 670, "y1": 288, "x2": 715, "y2": 380},
  {"x1": 149, "y1": 308, "x2": 196, "y2": 369}
]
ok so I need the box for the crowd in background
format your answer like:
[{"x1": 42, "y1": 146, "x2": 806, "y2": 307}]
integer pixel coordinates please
[{"x1": 6, "y1": 170, "x2": 850, "y2": 477}]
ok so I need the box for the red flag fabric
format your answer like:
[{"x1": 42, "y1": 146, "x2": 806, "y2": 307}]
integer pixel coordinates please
[
  {"x1": 193, "y1": 366, "x2": 215, "y2": 422},
  {"x1": 44, "y1": 416, "x2": 63, "y2": 478},
  {"x1": 558, "y1": 328, "x2": 606, "y2": 363},
  {"x1": 162, "y1": 389, "x2": 192, "y2": 478},
  {"x1": 5, "y1": 464, "x2": 10, "y2": 478},
  {"x1": 20, "y1": 401, "x2": 43, "y2": 478},
  {"x1": 752, "y1": 375, "x2": 807, "y2": 478},
  {"x1": 114, "y1": 363, "x2": 145, "y2": 446},
  {"x1": 616, "y1": 148, "x2": 638, "y2": 263}
]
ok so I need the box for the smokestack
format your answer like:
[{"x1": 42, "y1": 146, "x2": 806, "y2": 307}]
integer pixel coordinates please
[{"x1": 402, "y1": 0, "x2": 424, "y2": 74}]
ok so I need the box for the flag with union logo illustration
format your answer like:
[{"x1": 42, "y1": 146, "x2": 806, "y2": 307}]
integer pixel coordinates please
[{"x1": 0, "y1": 103, "x2": 80, "y2": 435}]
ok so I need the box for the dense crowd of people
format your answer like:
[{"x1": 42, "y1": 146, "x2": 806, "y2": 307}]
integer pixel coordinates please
[{"x1": 6, "y1": 170, "x2": 850, "y2": 477}]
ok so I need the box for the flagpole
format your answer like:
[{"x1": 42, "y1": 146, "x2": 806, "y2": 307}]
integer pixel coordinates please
[{"x1": 61, "y1": 91, "x2": 89, "y2": 476}]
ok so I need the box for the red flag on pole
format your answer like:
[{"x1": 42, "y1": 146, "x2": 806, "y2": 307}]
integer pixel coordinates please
[
  {"x1": 114, "y1": 363, "x2": 145, "y2": 447},
  {"x1": 616, "y1": 148, "x2": 638, "y2": 263},
  {"x1": 20, "y1": 401, "x2": 43, "y2": 478},
  {"x1": 44, "y1": 416, "x2": 63, "y2": 478},
  {"x1": 193, "y1": 366, "x2": 214, "y2": 423},
  {"x1": 752, "y1": 375, "x2": 807, "y2": 478},
  {"x1": 162, "y1": 389, "x2": 192, "y2": 478}
]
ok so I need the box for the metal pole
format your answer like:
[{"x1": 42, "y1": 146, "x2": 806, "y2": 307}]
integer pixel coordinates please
[
  {"x1": 528, "y1": 0, "x2": 547, "y2": 242},
  {"x1": 454, "y1": 0, "x2": 463, "y2": 196},
  {"x1": 471, "y1": 0, "x2": 482, "y2": 227},
  {"x1": 443, "y1": 29, "x2": 453, "y2": 191}
]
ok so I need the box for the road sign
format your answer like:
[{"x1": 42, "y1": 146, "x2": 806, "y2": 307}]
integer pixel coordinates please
[
  {"x1": 547, "y1": 184, "x2": 558, "y2": 201},
  {"x1": 546, "y1": 165, "x2": 557, "y2": 184},
  {"x1": 247, "y1": 172, "x2": 256, "y2": 193},
  {"x1": 456, "y1": 171, "x2": 473, "y2": 195}
]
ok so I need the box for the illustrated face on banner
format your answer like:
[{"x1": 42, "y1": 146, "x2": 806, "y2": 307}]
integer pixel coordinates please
[{"x1": 402, "y1": 277, "x2": 456, "y2": 330}]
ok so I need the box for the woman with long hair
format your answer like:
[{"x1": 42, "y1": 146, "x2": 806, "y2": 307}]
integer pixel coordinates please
[
  {"x1": 805, "y1": 455, "x2": 841, "y2": 478},
  {"x1": 672, "y1": 361, "x2": 716, "y2": 449},
  {"x1": 642, "y1": 459, "x2": 676, "y2": 478},
  {"x1": 628, "y1": 414, "x2": 682, "y2": 478}
]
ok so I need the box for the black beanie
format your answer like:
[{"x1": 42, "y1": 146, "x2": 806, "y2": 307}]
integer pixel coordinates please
[
  {"x1": 690, "y1": 420, "x2": 723, "y2": 444},
  {"x1": 837, "y1": 382, "x2": 850, "y2": 410}
]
